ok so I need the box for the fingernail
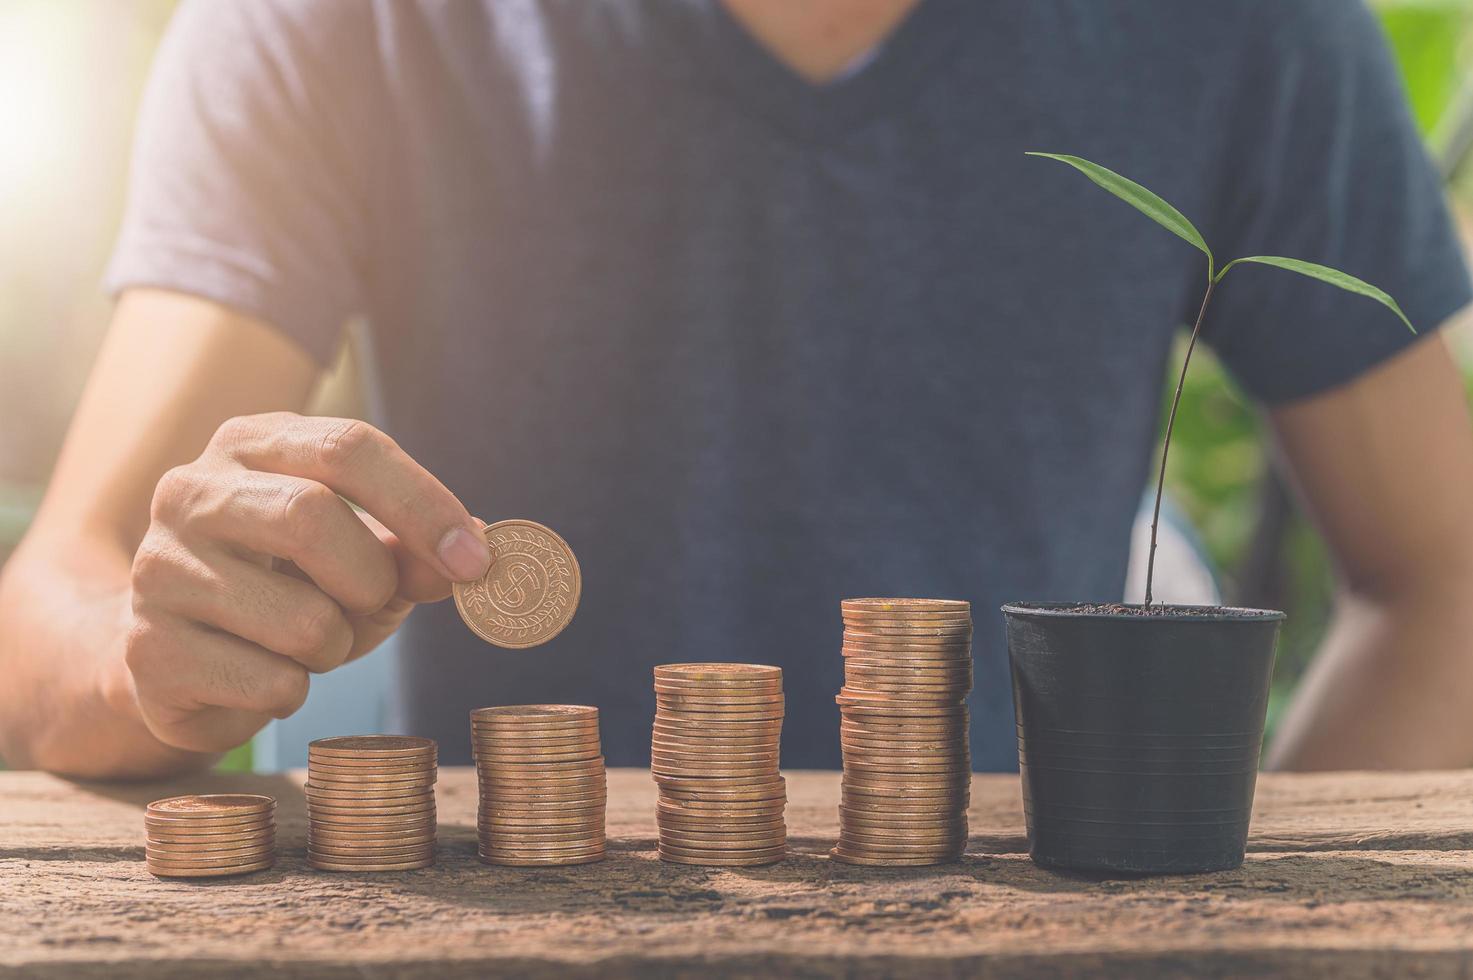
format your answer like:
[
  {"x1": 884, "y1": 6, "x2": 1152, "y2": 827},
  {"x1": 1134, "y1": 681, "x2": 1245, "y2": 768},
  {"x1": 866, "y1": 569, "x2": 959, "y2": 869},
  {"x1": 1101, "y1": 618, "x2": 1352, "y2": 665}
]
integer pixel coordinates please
[{"x1": 438, "y1": 526, "x2": 491, "y2": 581}]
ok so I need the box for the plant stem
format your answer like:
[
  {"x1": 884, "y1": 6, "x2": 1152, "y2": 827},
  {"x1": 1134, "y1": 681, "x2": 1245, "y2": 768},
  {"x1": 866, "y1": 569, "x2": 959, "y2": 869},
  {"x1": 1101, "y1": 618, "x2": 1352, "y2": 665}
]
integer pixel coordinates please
[{"x1": 1144, "y1": 277, "x2": 1217, "y2": 609}]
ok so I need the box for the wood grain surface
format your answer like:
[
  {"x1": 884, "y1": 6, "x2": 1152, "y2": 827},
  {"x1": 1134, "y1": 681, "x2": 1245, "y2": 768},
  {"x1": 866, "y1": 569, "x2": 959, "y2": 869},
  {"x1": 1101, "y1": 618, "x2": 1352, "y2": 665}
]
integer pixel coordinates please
[{"x1": 4, "y1": 769, "x2": 1472, "y2": 978}]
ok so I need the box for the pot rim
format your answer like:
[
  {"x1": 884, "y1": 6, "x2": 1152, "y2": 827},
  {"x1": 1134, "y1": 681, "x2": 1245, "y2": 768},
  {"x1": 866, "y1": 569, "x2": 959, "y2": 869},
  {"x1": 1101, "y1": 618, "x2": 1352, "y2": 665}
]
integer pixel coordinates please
[{"x1": 1001, "y1": 600, "x2": 1285, "y2": 623}]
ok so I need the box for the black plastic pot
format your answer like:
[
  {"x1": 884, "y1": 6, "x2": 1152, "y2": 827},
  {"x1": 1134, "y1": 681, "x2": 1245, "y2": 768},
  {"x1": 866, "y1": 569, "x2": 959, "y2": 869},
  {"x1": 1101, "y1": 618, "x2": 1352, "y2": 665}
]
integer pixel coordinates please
[{"x1": 1001, "y1": 601, "x2": 1283, "y2": 874}]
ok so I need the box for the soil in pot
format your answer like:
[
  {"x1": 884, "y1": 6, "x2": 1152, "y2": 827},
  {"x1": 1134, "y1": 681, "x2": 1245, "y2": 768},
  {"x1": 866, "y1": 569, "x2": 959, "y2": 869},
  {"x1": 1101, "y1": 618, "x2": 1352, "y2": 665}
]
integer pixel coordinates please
[{"x1": 1002, "y1": 601, "x2": 1283, "y2": 875}]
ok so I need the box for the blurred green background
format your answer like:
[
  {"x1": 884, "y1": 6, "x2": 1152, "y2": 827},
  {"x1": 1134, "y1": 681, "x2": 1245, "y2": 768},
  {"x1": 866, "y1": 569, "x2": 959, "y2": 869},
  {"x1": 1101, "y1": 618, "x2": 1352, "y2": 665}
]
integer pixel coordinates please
[
  {"x1": 1173, "y1": 0, "x2": 1473, "y2": 737},
  {"x1": 1, "y1": 1, "x2": 1471, "y2": 773}
]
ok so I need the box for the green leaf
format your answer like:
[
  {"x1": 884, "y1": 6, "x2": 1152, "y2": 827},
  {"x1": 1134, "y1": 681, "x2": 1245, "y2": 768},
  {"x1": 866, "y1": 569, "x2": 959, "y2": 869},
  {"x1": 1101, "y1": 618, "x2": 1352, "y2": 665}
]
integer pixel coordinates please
[
  {"x1": 1216, "y1": 256, "x2": 1415, "y2": 333},
  {"x1": 1026, "y1": 151, "x2": 1214, "y2": 278}
]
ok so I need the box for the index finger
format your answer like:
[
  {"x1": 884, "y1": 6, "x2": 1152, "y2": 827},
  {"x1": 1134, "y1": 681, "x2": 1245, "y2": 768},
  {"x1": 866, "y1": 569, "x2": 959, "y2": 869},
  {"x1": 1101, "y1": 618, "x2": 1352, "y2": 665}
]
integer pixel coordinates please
[{"x1": 220, "y1": 413, "x2": 491, "y2": 582}]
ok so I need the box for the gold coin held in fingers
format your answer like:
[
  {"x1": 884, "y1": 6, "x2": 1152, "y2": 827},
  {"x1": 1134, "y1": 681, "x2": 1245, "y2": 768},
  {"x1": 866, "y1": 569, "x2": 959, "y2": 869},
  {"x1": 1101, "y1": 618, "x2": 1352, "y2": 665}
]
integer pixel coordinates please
[{"x1": 454, "y1": 520, "x2": 581, "y2": 649}]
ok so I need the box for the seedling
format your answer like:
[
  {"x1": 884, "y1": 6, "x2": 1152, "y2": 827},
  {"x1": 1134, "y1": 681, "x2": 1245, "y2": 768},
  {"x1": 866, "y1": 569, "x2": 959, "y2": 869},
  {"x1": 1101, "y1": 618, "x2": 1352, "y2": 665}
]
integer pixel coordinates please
[{"x1": 1027, "y1": 152, "x2": 1414, "y2": 608}]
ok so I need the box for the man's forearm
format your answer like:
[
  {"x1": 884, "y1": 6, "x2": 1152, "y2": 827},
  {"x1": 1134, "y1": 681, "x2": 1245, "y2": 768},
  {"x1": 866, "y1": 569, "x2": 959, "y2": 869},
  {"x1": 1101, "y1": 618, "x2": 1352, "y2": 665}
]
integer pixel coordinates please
[
  {"x1": 1266, "y1": 578, "x2": 1473, "y2": 770},
  {"x1": 0, "y1": 535, "x2": 213, "y2": 779}
]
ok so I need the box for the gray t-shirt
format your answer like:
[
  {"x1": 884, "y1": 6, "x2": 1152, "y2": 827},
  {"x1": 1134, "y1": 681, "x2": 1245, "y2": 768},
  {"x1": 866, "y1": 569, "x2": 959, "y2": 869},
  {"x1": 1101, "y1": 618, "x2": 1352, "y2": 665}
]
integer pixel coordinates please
[{"x1": 108, "y1": 0, "x2": 1470, "y2": 769}]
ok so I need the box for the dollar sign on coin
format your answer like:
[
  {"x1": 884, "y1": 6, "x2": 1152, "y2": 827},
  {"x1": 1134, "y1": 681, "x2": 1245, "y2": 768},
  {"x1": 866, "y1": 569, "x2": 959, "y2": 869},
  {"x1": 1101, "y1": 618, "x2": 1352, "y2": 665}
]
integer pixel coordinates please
[{"x1": 453, "y1": 520, "x2": 581, "y2": 648}]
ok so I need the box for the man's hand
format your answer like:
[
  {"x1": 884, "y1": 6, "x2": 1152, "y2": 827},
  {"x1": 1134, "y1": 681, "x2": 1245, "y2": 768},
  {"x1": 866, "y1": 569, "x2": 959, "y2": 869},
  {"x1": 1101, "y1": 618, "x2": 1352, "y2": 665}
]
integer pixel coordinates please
[
  {"x1": 125, "y1": 412, "x2": 490, "y2": 753},
  {"x1": 0, "y1": 291, "x2": 490, "y2": 778}
]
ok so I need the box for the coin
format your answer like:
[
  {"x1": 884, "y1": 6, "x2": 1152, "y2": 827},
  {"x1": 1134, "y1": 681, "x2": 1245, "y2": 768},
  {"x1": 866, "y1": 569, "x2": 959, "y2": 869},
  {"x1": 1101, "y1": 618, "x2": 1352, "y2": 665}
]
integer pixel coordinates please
[
  {"x1": 833, "y1": 843, "x2": 965, "y2": 860},
  {"x1": 656, "y1": 808, "x2": 786, "y2": 822},
  {"x1": 656, "y1": 690, "x2": 785, "y2": 703},
  {"x1": 651, "y1": 751, "x2": 780, "y2": 765},
  {"x1": 841, "y1": 635, "x2": 971, "y2": 647},
  {"x1": 304, "y1": 735, "x2": 439, "y2": 872},
  {"x1": 477, "y1": 827, "x2": 605, "y2": 843},
  {"x1": 304, "y1": 795, "x2": 435, "y2": 811},
  {"x1": 477, "y1": 841, "x2": 605, "y2": 856},
  {"x1": 472, "y1": 714, "x2": 599, "y2": 728},
  {"x1": 479, "y1": 850, "x2": 606, "y2": 867},
  {"x1": 657, "y1": 797, "x2": 785, "y2": 813},
  {"x1": 148, "y1": 858, "x2": 276, "y2": 877},
  {"x1": 836, "y1": 701, "x2": 967, "y2": 718},
  {"x1": 476, "y1": 763, "x2": 606, "y2": 781},
  {"x1": 306, "y1": 840, "x2": 436, "y2": 856},
  {"x1": 656, "y1": 799, "x2": 786, "y2": 814},
  {"x1": 840, "y1": 811, "x2": 968, "y2": 828},
  {"x1": 655, "y1": 710, "x2": 786, "y2": 724},
  {"x1": 143, "y1": 793, "x2": 277, "y2": 879},
  {"x1": 479, "y1": 791, "x2": 605, "y2": 806},
  {"x1": 146, "y1": 844, "x2": 278, "y2": 867},
  {"x1": 841, "y1": 682, "x2": 972, "y2": 698},
  {"x1": 651, "y1": 663, "x2": 787, "y2": 865},
  {"x1": 653, "y1": 767, "x2": 778, "y2": 781},
  {"x1": 660, "y1": 835, "x2": 788, "y2": 852},
  {"x1": 478, "y1": 786, "x2": 606, "y2": 802},
  {"x1": 306, "y1": 759, "x2": 433, "y2": 775},
  {"x1": 310, "y1": 735, "x2": 436, "y2": 757},
  {"x1": 472, "y1": 732, "x2": 602, "y2": 746},
  {"x1": 146, "y1": 794, "x2": 275, "y2": 818},
  {"x1": 308, "y1": 825, "x2": 438, "y2": 842},
  {"x1": 473, "y1": 704, "x2": 598, "y2": 724},
  {"x1": 305, "y1": 785, "x2": 435, "y2": 803},
  {"x1": 842, "y1": 598, "x2": 970, "y2": 612},
  {"x1": 474, "y1": 750, "x2": 602, "y2": 766},
  {"x1": 833, "y1": 598, "x2": 973, "y2": 866},
  {"x1": 829, "y1": 848, "x2": 961, "y2": 867},
  {"x1": 656, "y1": 788, "x2": 785, "y2": 804},
  {"x1": 841, "y1": 659, "x2": 972, "y2": 673},
  {"x1": 477, "y1": 808, "x2": 603, "y2": 822},
  {"x1": 653, "y1": 683, "x2": 784, "y2": 698},
  {"x1": 473, "y1": 703, "x2": 607, "y2": 862},
  {"x1": 650, "y1": 731, "x2": 778, "y2": 748},
  {"x1": 306, "y1": 854, "x2": 430, "y2": 866},
  {"x1": 656, "y1": 849, "x2": 786, "y2": 867},
  {"x1": 148, "y1": 858, "x2": 277, "y2": 878},
  {"x1": 654, "y1": 806, "x2": 786, "y2": 822},
  {"x1": 453, "y1": 520, "x2": 580, "y2": 648},
  {"x1": 144, "y1": 813, "x2": 274, "y2": 832},
  {"x1": 843, "y1": 670, "x2": 971, "y2": 685},
  {"x1": 657, "y1": 820, "x2": 786, "y2": 837},
  {"x1": 305, "y1": 775, "x2": 433, "y2": 790},
  {"x1": 146, "y1": 830, "x2": 275, "y2": 848},
  {"x1": 657, "y1": 843, "x2": 787, "y2": 861},
  {"x1": 839, "y1": 732, "x2": 968, "y2": 747},
  {"x1": 655, "y1": 663, "x2": 782, "y2": 681},
  {"x1": 652, "y1": 722, "x2": 784, "y2": 738},
  {"x1": 650, "y1": 748, "x2": 778, "y2": 764}
]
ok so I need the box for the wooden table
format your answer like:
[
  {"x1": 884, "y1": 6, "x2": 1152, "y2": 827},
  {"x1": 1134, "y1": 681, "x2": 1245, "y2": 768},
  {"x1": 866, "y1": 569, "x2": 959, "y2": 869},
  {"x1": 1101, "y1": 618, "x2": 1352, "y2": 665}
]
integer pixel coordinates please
[{"x1": 4, "y1": 768, "x2": 1472, "y2": 978}]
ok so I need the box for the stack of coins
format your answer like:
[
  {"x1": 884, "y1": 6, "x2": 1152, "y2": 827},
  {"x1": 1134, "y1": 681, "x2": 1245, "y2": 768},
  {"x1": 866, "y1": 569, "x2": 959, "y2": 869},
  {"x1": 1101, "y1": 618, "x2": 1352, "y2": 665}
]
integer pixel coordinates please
[
  {"x1": 652, "y1": 663, "x2": 787, "y2": 867},
  {"x1": 305, "y1": 735, "x2": 437, "y2": 871},
  {"x1": 144, "y1": 794, "x2": 276, "y2": 878},
  {"x1": 833, "y1": 598, "x2": 973, "y2": 866},
  {"x1": 472, "y1": 705, "x2": 607, "y2": 866}
]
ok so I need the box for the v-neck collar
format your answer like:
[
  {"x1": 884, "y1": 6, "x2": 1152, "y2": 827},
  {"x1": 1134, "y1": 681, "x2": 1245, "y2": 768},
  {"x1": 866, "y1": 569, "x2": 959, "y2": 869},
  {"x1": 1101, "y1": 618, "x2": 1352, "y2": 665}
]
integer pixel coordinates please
[{"x1": 664, "y1": 0, "x2": 968, "y2": 144}]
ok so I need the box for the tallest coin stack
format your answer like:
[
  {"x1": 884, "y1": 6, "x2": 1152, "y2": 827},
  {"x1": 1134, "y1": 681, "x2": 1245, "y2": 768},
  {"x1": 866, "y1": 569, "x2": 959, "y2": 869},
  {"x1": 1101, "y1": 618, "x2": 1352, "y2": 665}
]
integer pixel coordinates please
[{"x1": 833, "y1": 598, "x2": 973, "y2": 866}]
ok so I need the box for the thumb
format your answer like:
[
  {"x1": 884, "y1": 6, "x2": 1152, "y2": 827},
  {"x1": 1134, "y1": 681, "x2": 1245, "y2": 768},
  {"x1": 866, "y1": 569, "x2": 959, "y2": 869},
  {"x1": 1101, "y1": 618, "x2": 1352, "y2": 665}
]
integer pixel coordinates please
[{"x1": 358, "y1": 509, "x2": 456, "y2": 604}]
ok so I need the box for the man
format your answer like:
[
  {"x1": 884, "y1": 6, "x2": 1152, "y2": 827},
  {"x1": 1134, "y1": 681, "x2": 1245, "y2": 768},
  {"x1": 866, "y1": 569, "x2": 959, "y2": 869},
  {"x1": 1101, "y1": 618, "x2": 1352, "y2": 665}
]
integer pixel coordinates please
[{"x1": 2, "y1": 0, "x2": 1472, "y2": 778}]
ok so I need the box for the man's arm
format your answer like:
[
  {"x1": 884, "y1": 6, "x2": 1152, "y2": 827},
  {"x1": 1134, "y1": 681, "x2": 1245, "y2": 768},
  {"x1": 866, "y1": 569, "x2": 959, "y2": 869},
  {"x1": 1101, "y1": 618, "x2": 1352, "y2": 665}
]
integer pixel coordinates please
[
  {"x1": 1265, "y1": 328, "x2": 1473, "y2": 770},
  {"x1": 0, "y1": 289, "x2": 489, "y2": 778}
]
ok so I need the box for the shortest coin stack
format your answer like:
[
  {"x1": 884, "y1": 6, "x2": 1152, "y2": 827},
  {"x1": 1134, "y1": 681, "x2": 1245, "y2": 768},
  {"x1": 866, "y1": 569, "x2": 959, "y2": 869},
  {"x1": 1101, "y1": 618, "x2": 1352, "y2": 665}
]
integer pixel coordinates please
[
  {"x1": 653, "y1": 663, "x2": 787, "y2": 867},
  {"x1": 472, "y1": 705, "x2": 608, "y2": 866},
  {"x1": 306, "y1": 735, "x2": 438, "y2": 872},
  {"x1": 145, "y1": 794, "x2": 276, "y2": 878}
]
